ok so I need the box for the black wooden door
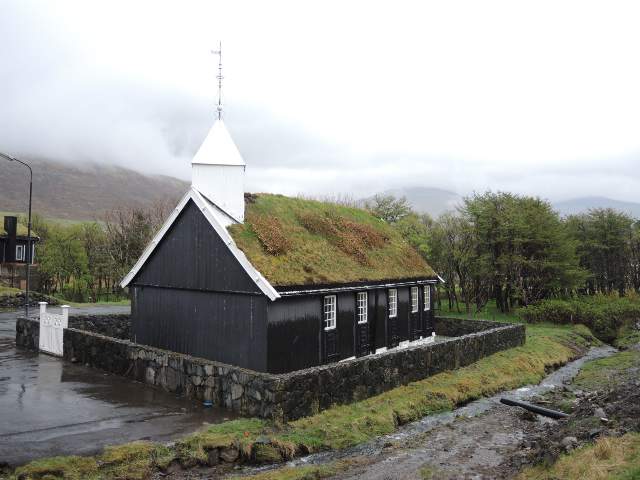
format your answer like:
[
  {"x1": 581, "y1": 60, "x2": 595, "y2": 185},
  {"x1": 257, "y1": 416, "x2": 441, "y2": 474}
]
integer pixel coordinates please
[
  {"x1": 323, "y1": 328, "x2": 339, "y2": 363},
  {"x1": 408, "y1": 287, "x2": 421, "y2": 340},
  {"x1": 410, "y1": 310, "x2": 422, "y2": 340},
  {"x1": 387, "y1": 317, "x2": 399, "y2": 348},
  {"x1": 355, "y1": 321, "x2": 370, "y2": 357}
]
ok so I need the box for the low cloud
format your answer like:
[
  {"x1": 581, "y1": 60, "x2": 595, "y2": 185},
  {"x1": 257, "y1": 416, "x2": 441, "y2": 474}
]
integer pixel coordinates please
[{"x1": 2, "y1": 1, "x2": 640, "y2": 203}]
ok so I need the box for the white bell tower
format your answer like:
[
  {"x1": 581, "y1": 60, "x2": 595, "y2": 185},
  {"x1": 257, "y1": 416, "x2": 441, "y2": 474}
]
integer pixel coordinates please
[{"x1": 191, "y1": 42, "x2": 246, "y2": 222}]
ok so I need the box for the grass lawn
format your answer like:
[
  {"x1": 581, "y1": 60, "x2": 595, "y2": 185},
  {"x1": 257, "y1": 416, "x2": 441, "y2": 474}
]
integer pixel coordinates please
[
  {"x1": 0, "y1": 286, "x2": 21, "y2": 297},
  {"x1": 0, "y1": 286, "x2": 130, "y2": 308},
  {"x1": 437, "y1": 300, "x2": 523, "y2": 323},
  {"x1": 58, "y1": 298, "x2": 131, "y2": 308},
  {"x1": 11, "y1": 320, "x2": 599, "y2": 480}
]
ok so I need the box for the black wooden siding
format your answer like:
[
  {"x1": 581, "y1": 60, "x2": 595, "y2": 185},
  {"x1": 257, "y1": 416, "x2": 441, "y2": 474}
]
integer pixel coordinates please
[
  {"x1": 132, "y1": 286, "x2": 268, "y2": 371},
  {"x1": 133, "y1": 200, "x2": 260, "y2": 294},
  {"x1": 266, "y1": 284, "x2": 436, "y2": 373},
  {"x1": 266, "y1": 296, "x2": 322, "y2": 373},
  {"x1": 131, "y1": 200, "x2": 268, "y2": 371}
]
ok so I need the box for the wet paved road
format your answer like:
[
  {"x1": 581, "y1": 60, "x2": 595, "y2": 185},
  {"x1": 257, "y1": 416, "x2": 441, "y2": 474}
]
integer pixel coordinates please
[{"x1": 0, "y1": 306, "x2": 234, "y2": 466}]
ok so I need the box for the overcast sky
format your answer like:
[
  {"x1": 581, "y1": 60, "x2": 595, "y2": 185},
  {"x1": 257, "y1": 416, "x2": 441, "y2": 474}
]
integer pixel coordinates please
[{"x1": 1, "y1": 1, "x2": 639, "y2": 201}]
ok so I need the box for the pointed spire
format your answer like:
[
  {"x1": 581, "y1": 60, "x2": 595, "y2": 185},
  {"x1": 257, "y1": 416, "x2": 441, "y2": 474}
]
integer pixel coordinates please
[{"x1": 211, "y1": 41, "x2": 223, "y2": 119}]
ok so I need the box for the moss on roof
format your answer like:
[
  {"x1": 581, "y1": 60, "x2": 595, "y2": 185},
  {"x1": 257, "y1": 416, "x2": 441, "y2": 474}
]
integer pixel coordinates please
[
  {"x1": 1, "y1": 220, "x2": 37, "y2": 237},
  {"x1": 227, "y1": 194, "x2": 436, "y2": 287}
]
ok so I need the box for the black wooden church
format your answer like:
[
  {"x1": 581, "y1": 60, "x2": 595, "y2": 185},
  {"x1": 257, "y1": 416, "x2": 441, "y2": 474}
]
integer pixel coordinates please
[{"x1": 122, "y1": 94, "x2": 439, "y2": 374}]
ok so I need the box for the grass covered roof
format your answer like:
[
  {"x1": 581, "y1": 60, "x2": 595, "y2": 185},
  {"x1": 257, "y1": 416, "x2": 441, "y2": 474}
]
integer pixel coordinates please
[
  {"x1": 1, "y1": 219, "x2": 37, "y2": 238},
  {"x1": 227, "y1": 194, "x2": 437, "y2": 288}
]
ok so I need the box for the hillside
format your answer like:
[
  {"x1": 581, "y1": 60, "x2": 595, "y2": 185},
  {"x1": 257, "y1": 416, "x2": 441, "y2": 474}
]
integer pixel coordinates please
[
  {"x1": 380, "y1": 187, "x2": 640, "y2": 220},
  {"x1": 0, "y1": 158, "x2": 188, "y2": 220},
  {"x1": 554, "y1": 196, "x2": 640, "y2": 218},
  {"x1": 380, "y1": 187, "x2": 463, "y2": 217}
]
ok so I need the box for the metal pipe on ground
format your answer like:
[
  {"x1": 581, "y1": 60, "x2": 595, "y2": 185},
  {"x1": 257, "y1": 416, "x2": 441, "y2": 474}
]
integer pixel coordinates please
[{"x1": 500, "y1": 398, "x2": 569, "y2": 419}]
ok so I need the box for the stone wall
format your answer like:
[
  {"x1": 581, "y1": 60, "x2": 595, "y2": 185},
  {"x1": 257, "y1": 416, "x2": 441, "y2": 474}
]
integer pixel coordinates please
[
  {"x1": 433, "y1": 316, "x2": 505, "y2": 336},
  {"x1": 68, "y1": 314, "x2": 130, "y2": 340},
  {"x1": 276, "y1": 319, "x2": 525, "y2": 419},
  {"x1": 15, "y1": 316, "x2": 525, "y2": 422},
  {"x1": 0, "y1": 291, "x2": 58, "y2": 309}
]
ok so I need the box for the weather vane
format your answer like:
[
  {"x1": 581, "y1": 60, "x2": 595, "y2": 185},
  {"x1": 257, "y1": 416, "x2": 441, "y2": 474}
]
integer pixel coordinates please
[{"x1": 211, "y1": 41, "x2": 223, "y2": 119}]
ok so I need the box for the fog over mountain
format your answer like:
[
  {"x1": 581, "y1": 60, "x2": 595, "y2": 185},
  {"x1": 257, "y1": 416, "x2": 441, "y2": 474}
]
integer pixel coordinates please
[
  {"x1": 386, "y1": 187, "x2": 640, "y2": 219},
  {"x1": 1, "y1": 158, "x2": 638, "y2": 222},
  {"x1": 2, "y1": 1, "x2": 640, "y2": 203},
  {"x1": 554, "y1": 197, "x2": 640, "y2": 219}
]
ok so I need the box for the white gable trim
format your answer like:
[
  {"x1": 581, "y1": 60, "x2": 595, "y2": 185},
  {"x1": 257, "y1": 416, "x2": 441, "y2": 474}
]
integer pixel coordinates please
[{"x1": 119, "y1": 188, "x2": 280, "y2": 301}]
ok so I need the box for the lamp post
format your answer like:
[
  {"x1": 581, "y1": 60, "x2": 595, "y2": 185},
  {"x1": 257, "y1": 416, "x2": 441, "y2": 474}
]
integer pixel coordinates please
[{"x1": 0, "y1": 152, "x2": 32, "y2": 317}]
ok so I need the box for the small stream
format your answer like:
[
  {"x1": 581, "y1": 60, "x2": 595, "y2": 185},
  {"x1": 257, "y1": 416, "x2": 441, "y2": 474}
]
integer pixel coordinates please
[{"x1": 236, "y1": 345, "x2": 617, "y2": 478}]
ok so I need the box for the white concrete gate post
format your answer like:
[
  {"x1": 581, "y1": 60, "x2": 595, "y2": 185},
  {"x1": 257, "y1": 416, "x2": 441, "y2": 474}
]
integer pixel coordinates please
[{"x1": 38, "y1": 302, "x2": 69, "y2": 356}]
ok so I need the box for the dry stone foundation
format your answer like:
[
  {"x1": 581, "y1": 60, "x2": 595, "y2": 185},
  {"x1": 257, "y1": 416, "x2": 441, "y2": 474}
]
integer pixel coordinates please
[{"x1": 16, "y1": 316, "x2": 525, "y2": 422}]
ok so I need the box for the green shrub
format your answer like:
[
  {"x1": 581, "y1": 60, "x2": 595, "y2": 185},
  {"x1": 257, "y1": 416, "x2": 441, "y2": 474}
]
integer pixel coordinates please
[{"x1": 519, "y1": 295, "x2": 640, "y2": 343}]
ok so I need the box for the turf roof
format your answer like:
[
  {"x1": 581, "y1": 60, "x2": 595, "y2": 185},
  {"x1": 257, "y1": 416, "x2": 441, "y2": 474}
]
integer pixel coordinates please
[
  {"x1": 227, "y1": 194, "x2": 437, "y2": 288},
  {"x1": 1, "y1": 219, "x2": 37, "y2": 237}
]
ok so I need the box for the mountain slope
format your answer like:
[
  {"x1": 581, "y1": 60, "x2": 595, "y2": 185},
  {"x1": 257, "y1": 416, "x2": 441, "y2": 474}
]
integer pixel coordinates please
[
  {"x1": 554, "y1": 196, "x2": 640, "y2": 218},
  {"x1": 0, "y1": 158, "x2": 188, "y2": 220},
  {"x1": 382, "y1": 187, "x2": 463, "y2": 217}
]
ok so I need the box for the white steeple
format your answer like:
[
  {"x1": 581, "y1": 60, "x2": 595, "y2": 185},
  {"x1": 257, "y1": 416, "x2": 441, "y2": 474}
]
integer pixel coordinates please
[{"x1": 191, "y1": 43, "x2": 246, "y2": 222}]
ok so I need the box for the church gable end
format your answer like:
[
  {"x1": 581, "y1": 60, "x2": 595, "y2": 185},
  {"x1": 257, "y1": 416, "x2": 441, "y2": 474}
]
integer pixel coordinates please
[{"x1": 132, "y1": 199, "x2": 261, "y2": 294}]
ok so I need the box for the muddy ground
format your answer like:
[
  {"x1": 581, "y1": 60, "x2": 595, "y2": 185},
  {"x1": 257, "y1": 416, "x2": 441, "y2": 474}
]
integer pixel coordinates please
[
  {"x1": 152, "y1": 345, "x2": 636, "y2": 480},
  {"x1": 524, "y1": 345, "x2": 640, "y2": 469},
  {"x1": 324, "y1": 345, "x2": 640, "y2": 480}
]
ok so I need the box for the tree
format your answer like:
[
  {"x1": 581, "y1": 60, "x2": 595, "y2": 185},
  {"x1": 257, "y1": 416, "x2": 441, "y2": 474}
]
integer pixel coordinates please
[
  {"x1": 38, "y1": 225, "x2": 88, "y2": 296},
  {"x1": 77, "y1": 222, "x2": 111, "y2": 300},
  {"x1": 565, "y1": 209, "x2": 635, "y2": 295},
  {"x1": 461, "y1": 192, "x2": 584, "y2": 312},
  {"x1": 366, "y1": 194, "x2": 412, "y2": 224},
  {"x1": 394, "y1": 212, "x2": 432, "y2": 258},
  {"x1": 104, "y1": 201, "x2": 170, "y2": 288}
]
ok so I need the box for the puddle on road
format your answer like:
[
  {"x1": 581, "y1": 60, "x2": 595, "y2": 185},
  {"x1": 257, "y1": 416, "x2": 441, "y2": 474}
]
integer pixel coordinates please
[{"x1": 0, "y1": 309, "x2": 235, "y2": 466}]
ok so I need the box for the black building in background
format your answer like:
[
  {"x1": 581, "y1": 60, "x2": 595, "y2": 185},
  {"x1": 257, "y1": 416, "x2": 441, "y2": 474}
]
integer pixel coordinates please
[{"x1": 0, "y1": 215, "x2": 39, "y2": 289}]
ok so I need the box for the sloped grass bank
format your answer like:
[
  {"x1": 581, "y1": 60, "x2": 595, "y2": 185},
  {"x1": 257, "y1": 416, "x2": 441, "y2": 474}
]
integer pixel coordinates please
[
  {"x1": 11, "y1": 323, "x2": 597, "y2": 480},
  {"x1": 518, "y1": 433, "x2": 640, "y2": 480}
]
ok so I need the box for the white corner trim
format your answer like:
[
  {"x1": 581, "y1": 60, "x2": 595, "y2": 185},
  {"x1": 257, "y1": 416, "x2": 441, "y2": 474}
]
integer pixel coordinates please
[{"x1": 120, "y1": 188, "x2": 280, "y2": 301}]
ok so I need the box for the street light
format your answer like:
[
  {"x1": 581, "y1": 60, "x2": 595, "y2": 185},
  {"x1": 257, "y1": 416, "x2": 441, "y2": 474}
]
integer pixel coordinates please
[{"x1": 0, "y1": 152, "x2": 32, "y2": 317}]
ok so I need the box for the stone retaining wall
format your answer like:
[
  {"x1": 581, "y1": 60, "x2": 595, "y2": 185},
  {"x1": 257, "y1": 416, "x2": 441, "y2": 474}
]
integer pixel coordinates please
[
  {"x1": 68, "y1": 314, "x2": 130, "y2": 340},
  {"x1": 0, "y1": 291, "x2": 59, "y2": 309},
  {"x1": 15, "y1": 316, "x2": 525, "y2": 422},
  {"x1": 433, "y1": 316, "x2": 505, "y2": 336}
]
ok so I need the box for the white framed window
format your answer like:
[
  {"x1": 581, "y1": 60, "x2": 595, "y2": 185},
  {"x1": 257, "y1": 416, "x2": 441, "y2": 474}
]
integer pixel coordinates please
[
  {"x1": 15, "y1": 245, "x2": 24, "y2": 261},
  {"x1": 388, "y1": 289, "x2": 397, "y2": 318},
  {"x1": 357, "y1": 292, "x2": 368, "y2": 324},
  {"x1": 424, "y1": 286, "x2": 431, "y2": 311},
  {"x1": 324, "y1": 295, "x2": 337, "y2": 330},
  {"x1": 411, "y1": 286, "x2": 419, "y2": 313}
]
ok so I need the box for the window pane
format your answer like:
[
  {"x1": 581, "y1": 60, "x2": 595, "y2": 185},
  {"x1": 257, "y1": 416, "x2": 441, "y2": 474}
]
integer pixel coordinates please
[
  {"x1": 411, "y1": 287, "x2": 418, "y2": 313},
  {"x1": 357, "y1": 292, "x2": 367, "y2": 323},
  {"x1": 388, "y1": 289, "x2": 397, "y2": 317},
  {"x1": 424, "y1": 286, "x2": 431, "y2": 311},
  {"x1": 324, "y1": 295, "x2": 336, "y2": 329}
]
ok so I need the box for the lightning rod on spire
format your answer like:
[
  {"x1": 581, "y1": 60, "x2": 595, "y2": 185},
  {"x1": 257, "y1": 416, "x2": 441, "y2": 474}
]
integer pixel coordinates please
[{"x1": 211, "y1": 41, "x2": 223, "y2": 119}]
